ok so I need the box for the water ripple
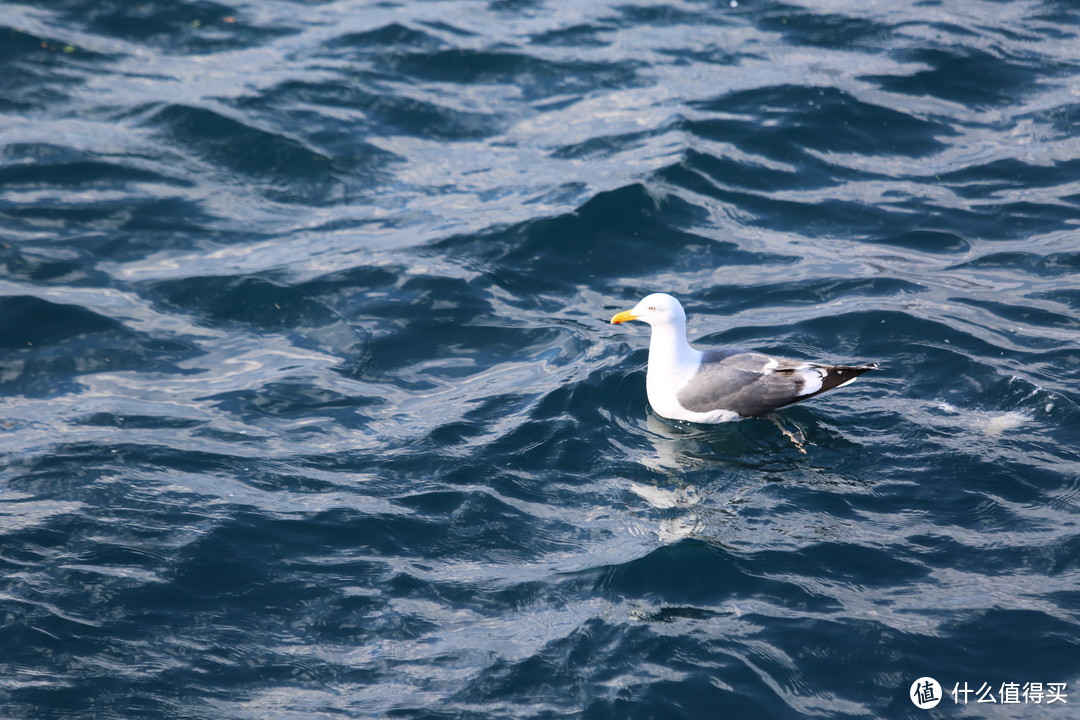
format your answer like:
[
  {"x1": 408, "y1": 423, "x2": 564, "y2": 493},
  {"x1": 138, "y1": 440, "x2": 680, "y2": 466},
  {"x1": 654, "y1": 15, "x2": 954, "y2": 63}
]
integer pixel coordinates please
[{"x1": 1, "y1": 1, "x2": 1079, "y2": 718}]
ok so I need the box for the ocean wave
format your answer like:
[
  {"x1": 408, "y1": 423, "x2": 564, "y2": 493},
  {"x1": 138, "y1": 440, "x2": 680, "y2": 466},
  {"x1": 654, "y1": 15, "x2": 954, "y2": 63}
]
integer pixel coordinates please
[{"x1": 1, "y1": 1, "x2": 1078, "y2": 718}]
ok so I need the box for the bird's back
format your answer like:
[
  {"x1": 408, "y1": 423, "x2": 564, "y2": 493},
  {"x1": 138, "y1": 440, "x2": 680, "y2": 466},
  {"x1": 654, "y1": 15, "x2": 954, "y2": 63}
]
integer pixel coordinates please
[{"x1": 676, "y1": 349, "x2": 876, "y2": 418}]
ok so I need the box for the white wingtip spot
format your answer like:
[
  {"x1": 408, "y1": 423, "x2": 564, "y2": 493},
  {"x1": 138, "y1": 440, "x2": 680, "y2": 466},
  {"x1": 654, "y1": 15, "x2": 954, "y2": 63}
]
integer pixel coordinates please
[{"x1": 795, "y1": 368, "x2": 825, "y2": 396}]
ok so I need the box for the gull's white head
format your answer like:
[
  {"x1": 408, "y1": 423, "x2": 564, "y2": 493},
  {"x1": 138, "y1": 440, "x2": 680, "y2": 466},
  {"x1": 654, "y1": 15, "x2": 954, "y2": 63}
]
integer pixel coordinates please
[{"x1": 610, "y1": 293, "x2": 686, "y2": 327}]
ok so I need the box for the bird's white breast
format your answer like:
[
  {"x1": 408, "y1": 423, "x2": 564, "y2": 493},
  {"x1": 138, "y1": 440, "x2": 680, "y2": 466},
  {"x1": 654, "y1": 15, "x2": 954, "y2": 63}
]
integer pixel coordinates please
[{"x1": 645, "y1": 358, "x2": 739, "y2": 424}]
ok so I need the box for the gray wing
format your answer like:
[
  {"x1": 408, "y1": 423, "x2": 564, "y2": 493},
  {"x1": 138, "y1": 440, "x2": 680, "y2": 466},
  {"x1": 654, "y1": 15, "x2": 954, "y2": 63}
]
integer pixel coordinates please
[{"x1": 677, "y1": 350, "x2": 876, "y2": 418}]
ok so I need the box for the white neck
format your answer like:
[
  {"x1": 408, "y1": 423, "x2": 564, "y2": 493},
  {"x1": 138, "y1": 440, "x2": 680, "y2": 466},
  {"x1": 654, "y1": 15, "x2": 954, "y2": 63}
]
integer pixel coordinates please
[{"x1": 647, "y1": 319, "x2": 701, "y2": 374}]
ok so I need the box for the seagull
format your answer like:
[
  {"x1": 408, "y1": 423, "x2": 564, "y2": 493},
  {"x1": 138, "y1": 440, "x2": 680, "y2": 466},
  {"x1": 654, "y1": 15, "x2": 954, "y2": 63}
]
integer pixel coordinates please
[{"x1": 610, "y1": 293, "x2": 876, "y2": 424}]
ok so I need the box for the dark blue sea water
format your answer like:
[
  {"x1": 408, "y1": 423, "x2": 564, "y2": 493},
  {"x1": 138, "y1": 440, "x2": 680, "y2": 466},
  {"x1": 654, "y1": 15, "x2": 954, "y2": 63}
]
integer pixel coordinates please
[{"x1": 2, "y1": 1, "x2": 1080, "y2": 718}]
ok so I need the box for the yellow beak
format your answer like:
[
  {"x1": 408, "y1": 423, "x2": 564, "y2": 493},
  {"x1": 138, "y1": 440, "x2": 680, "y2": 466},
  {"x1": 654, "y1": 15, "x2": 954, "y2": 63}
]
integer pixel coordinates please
[{"x1": 610, "y1": 310, "x2": 639, "y2": 325}]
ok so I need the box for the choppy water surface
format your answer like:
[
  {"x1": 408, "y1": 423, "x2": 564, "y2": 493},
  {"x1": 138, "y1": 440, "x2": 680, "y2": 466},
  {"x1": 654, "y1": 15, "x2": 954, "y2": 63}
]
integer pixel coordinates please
[{"x1": 2, "y1": 0, "x2": 1079, "y2": 717}]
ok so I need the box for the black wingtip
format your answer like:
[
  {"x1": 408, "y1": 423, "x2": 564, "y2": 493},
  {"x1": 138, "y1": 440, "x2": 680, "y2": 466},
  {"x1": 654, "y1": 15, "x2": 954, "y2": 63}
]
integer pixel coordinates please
[{"x1": 815, "y1": 363, "x2": 877, "y2": 395}]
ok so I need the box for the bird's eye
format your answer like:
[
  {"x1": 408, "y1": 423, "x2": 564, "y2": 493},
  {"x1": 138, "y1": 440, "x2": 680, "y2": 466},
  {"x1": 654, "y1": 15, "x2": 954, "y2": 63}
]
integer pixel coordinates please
[{"x1": 648, "y1": 306, "x2": 656, "y2": 311}]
